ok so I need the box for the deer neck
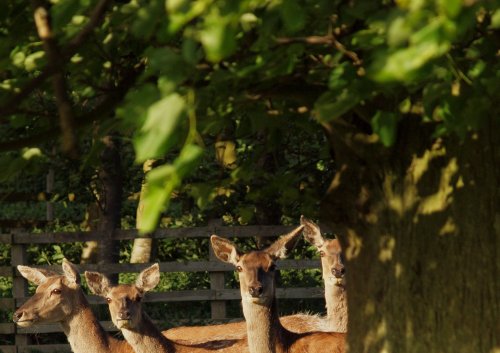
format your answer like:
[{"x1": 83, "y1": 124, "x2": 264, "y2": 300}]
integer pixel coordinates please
[
  {"x1": 61, "y1": 291, "x2": 114, "y2": 353},
  {"x1": 120, "y1": 312, "x2": 174, "y2": 353},
  {"x1": 242, "y1": 297, "x2": 289, "y2": 353},
  {"x1": 324, "y1": 280, "x2": 348, "y2": 332}
]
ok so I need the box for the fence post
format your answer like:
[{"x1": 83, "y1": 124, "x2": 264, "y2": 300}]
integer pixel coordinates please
[
  {"x1": 208, "y1": 220, "x2": 226, "y2": 320},
  {"x1": 11, "y1": 232, "x2": 29, "y2": 352}
]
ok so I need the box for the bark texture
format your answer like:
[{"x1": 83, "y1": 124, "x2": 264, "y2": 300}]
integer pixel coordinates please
[
  {"x1": 97, "y1": 135, "x2": 122, "y2": 282},
  {"x1": 321, "y1": 115, "x2": 499, "y2": 353}
]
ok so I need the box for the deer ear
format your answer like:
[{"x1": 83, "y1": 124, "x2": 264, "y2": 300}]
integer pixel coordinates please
[
  {"x1": 300, "y1": 216, "x2": 324, "y2": 248},
  {"x1": 17, "y1": 266, "x2": 55, "y2": 286},
  {"x1": 266, "y1": 225, "x2": 304, "y2": 260},
  {"x1": 85, "y1": 271, "x2": 111, "y2": 296},
  {"x1": 62, "y1": 259, "x2": 81, "y2": 285},
  {"x1": 210, "y1": 235, "x2": 240, "y2": 266},
  {"x1": 136, "y1": 263, "x2": 160, "y2": 293}
]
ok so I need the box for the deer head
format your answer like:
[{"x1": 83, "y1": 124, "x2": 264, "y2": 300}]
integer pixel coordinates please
[
  {"x1": 301, "y1": 216, "x2": 346, "y2": 287},
  {"x1": 13, "y1": 259, "x2": 81, "y2": 327},
  {"x1": 85, "y1": 264, "x2": 160, "y2": 330},
  {"x1": 211, "y1": 225, "x2": 304, "y2": 306}
]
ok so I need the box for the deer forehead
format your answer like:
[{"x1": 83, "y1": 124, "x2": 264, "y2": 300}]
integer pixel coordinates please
[
  {"x1": 35, "y1": 276, "x2": 64, "y2": 293},
  {"x1": 240, "y1": 251, "x2": 274, "y2": 270},
  {"x1": 108, "y1": 285, "x2": 141, "y2": 300},
  {"x1": 321, "y1": 239, "x2": 342, "y2": 255}
]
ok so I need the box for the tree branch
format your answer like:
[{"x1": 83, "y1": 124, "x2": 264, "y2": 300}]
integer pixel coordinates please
[
  {"x1": 274, "y1": 34, "x2": 362, "y2": 66},
  {"x1": 0, "y1": 62, "x2": 144, "y2": 152},
  {"x1": 0, "y1": 0, "x2": 112, "y2": 120},
  {"x1": 63, "y1": 0, "x2": 111, "y2": 55},
  {"x1": 33, "y1": 2, "x2": 79, "y2": 158}
]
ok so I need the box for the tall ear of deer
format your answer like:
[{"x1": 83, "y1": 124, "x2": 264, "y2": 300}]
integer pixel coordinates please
[
  {"x1": 14, "y1": 259, "x2": 134, "y2": 353},
  {"x1": 87, "y1": 263, "x2": 249, "y2": 353},
  {"x1": 211, "y1": 225, "x2": 346, "y2": 353}
]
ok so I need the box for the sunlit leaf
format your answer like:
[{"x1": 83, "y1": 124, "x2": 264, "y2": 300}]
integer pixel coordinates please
[
  {"x1": 371, "y1": 111, "x2": 398, "y2": 147},
  {"x1": 491, "y1": 9, "x2": 500, "y2": 29},
  {"x1": 141, "y1": 145, "x2": 203, "y2": 232},
  {"x1": 199, "y1": 9, "x2": 237, "y2": 62},
  {"x1": 134, "y1": 93, "x2": 186, "y2": 162},
  {"x1": 280, "y1": 0, "x2": 305, "y2": 33}
]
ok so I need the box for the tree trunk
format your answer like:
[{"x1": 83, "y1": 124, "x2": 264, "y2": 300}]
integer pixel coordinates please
[
  {"x1": 130, "y1": 159, "x2": 156, "y2": 263},
  {"x1": 320, "y1": 116, "x2": 499, "y2": 353},
  {"x1": 97, "y1": 134, "x2": 123, "y2": 282}
]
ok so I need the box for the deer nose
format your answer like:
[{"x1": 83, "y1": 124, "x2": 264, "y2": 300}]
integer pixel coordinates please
[
  {"x1": 332, "y1": 266, "x2": 346, "y2": 278},
  {"x1": 13, "y1": 311, "x2": 24, "y2": 322},
  {"x1": 118, "y1": 311, "x2": 131, "y2": 320},
  {"x1": 249, "y1": 285, "x2": 263, "y2": 298}
]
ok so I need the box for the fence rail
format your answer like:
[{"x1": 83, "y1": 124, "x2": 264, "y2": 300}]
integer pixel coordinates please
[{"x1": 0, "y1": 225, "x2": 322, "y2": 353}]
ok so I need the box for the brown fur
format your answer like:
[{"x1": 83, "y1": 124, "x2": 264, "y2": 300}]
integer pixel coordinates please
[
  {"x1": 301, "y1": 217, "x2": 348, "y2": 332},
  {"x1": 14, "y1": 259, "x2": 133, "y2": 353},
  {"x1": 86, "y1": 264, "x2": 249, "y2": 353},
  {"x1": 211, "y1": 226, "x2": 346, "y2": 353},
  {"x1": 166, "y1": 218, "x2": 348, "y2": 343}
]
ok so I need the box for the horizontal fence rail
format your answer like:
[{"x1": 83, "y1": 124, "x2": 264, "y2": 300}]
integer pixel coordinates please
[{"x1": 0, "y1": 225, "x2": 324, "y2": 353}]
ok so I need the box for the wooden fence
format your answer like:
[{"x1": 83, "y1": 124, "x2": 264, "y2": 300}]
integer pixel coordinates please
[{"x1": 0, "y1": 225, "x2": 322, "y2": 353}]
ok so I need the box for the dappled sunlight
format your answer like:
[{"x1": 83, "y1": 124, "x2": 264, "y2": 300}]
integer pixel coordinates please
[
  {"x1": 21, "y1": 148, "x2": 42, "y2": 160},
  {"x1": 409, "y1": 142, "x2": 446, "y2": 184},
  {"x1": 345, "y1": 228, "x2": 363, "y2": 260},
  {"x1": 362, "y1": 319, "x2": 389, "y2": 353},
  {"x1": 378, "y1": 236, "x2": 395, "y2": 262},
  {"x1": 364, "y1": 300, "x2": 375, "y2": 316},
  {"x1": 417, "y1": 158, "x2": 458, "y2": 215},
  {"x1": 384, "y1": 174, "x2": 414, "y2": 218},
  {"x1": 394, "y1": 263, "x2": 403, "y2": 279},
  {"x1": 438, "y1": 217, "x2": 457, "y2": 236}
]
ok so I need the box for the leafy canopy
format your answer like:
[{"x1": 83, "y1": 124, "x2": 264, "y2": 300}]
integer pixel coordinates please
[{"x1": 0, "y1": 0, "x2": 499, "y2": 231}]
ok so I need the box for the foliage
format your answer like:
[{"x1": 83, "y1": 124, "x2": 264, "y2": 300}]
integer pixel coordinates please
[{"x1": 1, "y1": 0, "x2": 497, "y2": 229}]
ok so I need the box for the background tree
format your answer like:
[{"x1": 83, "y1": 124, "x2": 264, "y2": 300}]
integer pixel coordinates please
[{"x1": 0, "y1": 1, "x2": 498, "y2": 352}]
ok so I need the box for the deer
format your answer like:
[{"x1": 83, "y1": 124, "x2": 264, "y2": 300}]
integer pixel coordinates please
[
  {"x1": 13, "y1": 259, "x2": 134, "y2": 353},
  {"x1": 300, "y1": 216, "x2": 348, "y2": 332},
  {"x1": 85, "y1": 264, "x2": 249, "y2": 353},
  {"x1": 210, "y1": 225, "x2": 345, "y2": 353},
  {"x1": 165, "y1": 216, "x2": 348, "y2": 343}
]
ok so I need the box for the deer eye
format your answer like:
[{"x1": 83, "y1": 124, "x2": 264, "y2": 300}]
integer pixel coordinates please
[
  {"x1": 236, "y1": 266, "x2": 243, "y2": 272},
  {"x1": 136, "y1": 296, "x2": 142, "y2": 302},
  {"x1": 51, "y1": 288, "x2": 62, "y2": 295},
  {"x1": 106, "y1": 298, "x2": 112, "y2": 304},
  {"x1": 319, "y1": 251, "x2": 326, "y2": 257}
]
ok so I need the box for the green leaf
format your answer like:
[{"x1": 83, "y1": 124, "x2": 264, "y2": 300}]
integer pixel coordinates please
[
  {"x1": 182, "y1": 38, "x2": 202, "y2": 65},
  {"x1": 132, "y1": 0, "x2": 163, "y2": 38},
  {"x1": 280, "y1": 0, "x2": 305, "y2": 33},
  {"x1": 145, "y1": 47, "x2": 188, "y2": 83},
  {"x1": 141, "y1": 165, "x2": 177, "y2": 232},
  {"x1": 491, "y1": 9, "x2": 500, "y2": 29},
  {"x1": 51, "y1": 0, "x2": 81, "y2": 33},
  {"x1": 371, "y1": 111, "x2": 398, "y2": 147},
  {"x1": 24, "y1": 51, "x2": 45, "y2": 71},
  {"x1": 371, "y1": 19, "x2": 455, "y2": 82},
  {"x1": 438, "y1": 0, "x2": 462, "y2": 18},
  {"x1": 200, "y1": 9, "x2": 237, "y2": 62},
  {"x1": 140, "y1": 145, "x2": 203, "y2": 232},
  {"x1": 315, "y1": 90, "x2": 360, "y2": 122},
  {"x1": 173, "y1": 144, "x2": 204, "y2": 177},
  {"x1": 328, "y1": 62, "x2": 356, "y2": 90},
  {"x1": 134, "y1": 93, "x2": 186, "y2": 162},
  {"x1": 117, "y1": 84, "x2": 160, "y2": 128}
]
